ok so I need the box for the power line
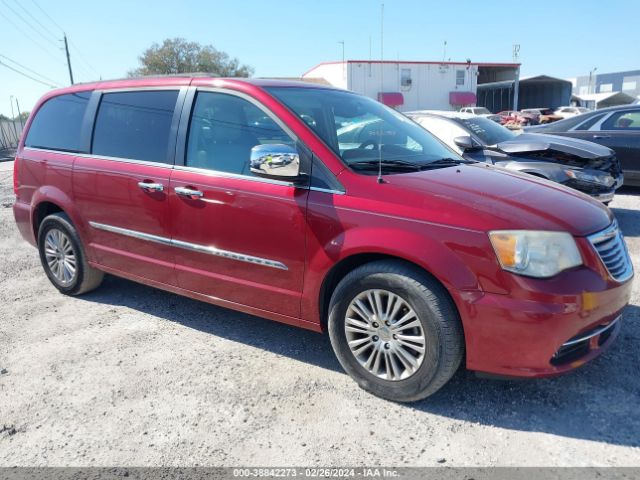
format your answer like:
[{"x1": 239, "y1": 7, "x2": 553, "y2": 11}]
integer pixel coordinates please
[
  {"x1": 0, "y1": 60, "x2": 58, "y2": 88},
  {"x1": 0, "y1": 8, "x2": 61, "y2": 59},
  {"x1": 0, "y1": 54, "x2": 62, "y2": 86},
  {"x1": 1, "y1": 0, "x2": 60, "y2": 50},
  {"x1": 69, "y1": 40, "x2": 101, "y2": 77},
  {"x1": 11, "y1": 0, "x2": 60, "y2": 43},
  {"x1": 30, "y1": 0, "x2": 65, "y2": 33},
  {"x1": 28, "y1": 0, "x2": 101, "y2": 80}
]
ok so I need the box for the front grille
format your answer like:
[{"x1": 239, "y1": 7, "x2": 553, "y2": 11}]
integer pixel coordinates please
[{"x1": 588, "y1": 221, "x2": 633, "y2": 282}]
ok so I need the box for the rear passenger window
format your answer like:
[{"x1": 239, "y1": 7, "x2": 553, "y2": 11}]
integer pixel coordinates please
[
  {"x1": 25, "y1": 92, "x2": 90, "y2": 152},
  {"x1": 186, "y1": 92, "x2": 294, "y2": 176},
  {"x1": 92, "y1": 90, "x2": 178, "y2": 163}
]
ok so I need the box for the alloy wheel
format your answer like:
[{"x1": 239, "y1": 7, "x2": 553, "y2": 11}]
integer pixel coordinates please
[
  {"x1": 344, "y1": 289, "x2": 426, "y2": 381},
  {"x1": 44, "y1": 228, "x2": 77, "y2": 286}
]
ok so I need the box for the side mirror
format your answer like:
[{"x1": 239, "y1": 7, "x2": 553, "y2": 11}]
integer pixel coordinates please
[
  {"x1": 453, "y1": 135, "x2": 480, "y2": 151},
  {"x1": 249, "y1": 144, "x2": 301, "y2": 180}
]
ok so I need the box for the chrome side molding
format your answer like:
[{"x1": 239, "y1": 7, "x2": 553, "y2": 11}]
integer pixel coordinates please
[{"x1": 89, "y1": 221, "x2": 288, "y2": 270}]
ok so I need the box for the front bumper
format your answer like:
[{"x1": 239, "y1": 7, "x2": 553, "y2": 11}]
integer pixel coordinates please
[{"x1": 453, "y1": 266, "x2": 633, "y2": 378}]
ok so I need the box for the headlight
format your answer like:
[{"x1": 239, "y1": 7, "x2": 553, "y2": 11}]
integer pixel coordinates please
[
  {"x1": 565, "y1": 169, "x2": 614, "y2": 187},
  {"x1": 489, "y1": 231, "x2": 582, "y2": 278}
]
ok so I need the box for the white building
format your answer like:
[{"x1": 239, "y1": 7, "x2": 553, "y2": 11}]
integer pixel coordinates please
[{"x1": 302, "y1": 60, "x2": 520, "y2": 112}]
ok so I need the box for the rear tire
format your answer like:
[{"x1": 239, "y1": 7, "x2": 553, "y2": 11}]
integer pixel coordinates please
[
  {"x1": 328, "y1": 260, "x2": 464, "y2": 402},
  {"x1": 37, "y1": 213, "x2": 104, "y2": 295}
]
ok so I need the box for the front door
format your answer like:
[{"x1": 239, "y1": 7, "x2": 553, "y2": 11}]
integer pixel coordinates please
[
  {"x1": 168, "y1": 90, "x2": 308, "y2": 318},
  {"x1": 73, "y1": 89, "x2": 183, "y2": 284}
]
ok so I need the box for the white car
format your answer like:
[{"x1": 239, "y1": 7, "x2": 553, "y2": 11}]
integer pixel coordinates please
[
  {"x1": 554, "y1": 106, "x2": 590, "y2": 119},
  {"x1": 459, "y1": 106, "x2": 501, "y2": 122}
]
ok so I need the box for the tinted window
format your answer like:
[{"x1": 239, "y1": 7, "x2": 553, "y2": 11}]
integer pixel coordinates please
[
  {"x1": 601, "y1": 110, "x2": 640, "y2": 130},
  {"x1": 575, "y1": 113, "x2": 606, "y2": 131},
  {"x1": 186, "y1": 92, "x2": 294, "y2": 176},
  {"x1": 268, "y1": 87, "x2": 462, "y2": 172},
  {"x1": 25, "y1": 92, "x2": 91, "y2": 152},
  {"x1": 459, "y1": 117, "x2": 515, "y2": 145},
  {"x1": 92, "y1": 90, "x2": 178, "y2": 162}
]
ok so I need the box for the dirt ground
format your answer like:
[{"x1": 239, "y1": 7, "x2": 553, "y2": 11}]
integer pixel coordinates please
[{"x1": 0, "y1": 159, "x2": 638, "y2": 466}]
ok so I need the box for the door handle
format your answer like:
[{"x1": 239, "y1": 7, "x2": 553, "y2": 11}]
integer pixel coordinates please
[
  {"x1": 593, "y1": 135, "x2": 611, "y2": 139},
  {"x1": 138, "y1": 181, "x2": 164, "y2": 192},
  {"x1": 175, "y1": 186, "x2": 204, "y2": 199}
]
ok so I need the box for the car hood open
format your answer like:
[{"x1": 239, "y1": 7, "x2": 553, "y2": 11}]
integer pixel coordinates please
[{"x1": 496, "y1": 133, "x2": 614, "y2": 159}]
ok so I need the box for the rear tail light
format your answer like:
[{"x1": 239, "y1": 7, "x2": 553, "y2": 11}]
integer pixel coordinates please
[{"x1": 13, "y1": 156, "x2": 19, "y2": 195}]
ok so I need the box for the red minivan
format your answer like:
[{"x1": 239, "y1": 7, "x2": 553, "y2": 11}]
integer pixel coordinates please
[{"x1": 13, "y1": 76, "x2": 634, "y2": 401}]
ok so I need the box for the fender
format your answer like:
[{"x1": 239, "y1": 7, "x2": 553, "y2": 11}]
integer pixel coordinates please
[{"x1": 300, "y1": 216, "x2": 495, "y2": 324}]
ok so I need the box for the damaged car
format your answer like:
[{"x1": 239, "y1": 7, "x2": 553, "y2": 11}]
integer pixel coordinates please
[{"x1": 406, "y1": 111, "x2": 623, "y2": 204}]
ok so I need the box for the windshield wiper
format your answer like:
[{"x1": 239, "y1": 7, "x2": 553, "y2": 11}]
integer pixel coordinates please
[
  {"x1": 348, "y1": 159, "x2": 423, "y2": 171},
  {"x1": 421, "y1": 157, "x2": 476, "y2": 169}
]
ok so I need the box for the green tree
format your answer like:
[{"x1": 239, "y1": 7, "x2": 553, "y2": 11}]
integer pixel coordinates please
[{"x1": 129, "y1": 38, "x2": 253, "y2": 77}]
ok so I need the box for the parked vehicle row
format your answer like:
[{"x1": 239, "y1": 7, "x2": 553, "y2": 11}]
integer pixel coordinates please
[
  {"x1": 466, "y1": 107, "x2": 588, "y2": 129},
  {"x1": 525, "y1": 104, "x2": 640, "y2": 186},
  {"x1": 14, "y1": 78, "x2": 633, "y2": 402},
  {"x1": 406, "y1": 111, "x2": 623, "y2": 203},
  {"x1": 458, "y1": 106, "x2": 502, "y2": 123}
]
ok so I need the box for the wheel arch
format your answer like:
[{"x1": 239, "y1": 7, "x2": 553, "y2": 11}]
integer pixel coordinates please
[
  {"x1": 318, "y1": 252, "x2": 458, "y2": 332},
  {"x1": 32, "y1": 200, "x2": 65, "y2": 239}
]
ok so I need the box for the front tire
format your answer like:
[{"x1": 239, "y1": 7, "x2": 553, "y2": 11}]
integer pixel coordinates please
[
  {"x1": 38, "y1": 213, "x2": 104, "y2": 295},
  {"x1": 328, "y1": 260, "x2": 464, "y2": 402}
]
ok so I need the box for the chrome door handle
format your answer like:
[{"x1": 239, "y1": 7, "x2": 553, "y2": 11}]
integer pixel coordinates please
[
  {"x1": 593, "y1": 135, "x2": 611, "y2": 139},
  {"x1": 138, "y1": 181, "x2": 164, "y2": 192},
  {"x1": 175, "y1": 186, "x2": 204, "y2": 198}
]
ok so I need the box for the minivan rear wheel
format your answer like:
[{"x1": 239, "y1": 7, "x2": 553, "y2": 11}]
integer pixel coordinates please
[
  {"x1": 328, "y1": 260, "x2": 464, "y2": 402},
  {"x1": 38, "y1": 213, "x2": 104, "y2": 295}
]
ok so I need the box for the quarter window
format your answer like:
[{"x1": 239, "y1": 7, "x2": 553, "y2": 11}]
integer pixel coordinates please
[
  {"x1": 92, "y1": 90, "x2": 179, "y2": 163},
  {"x1": 186, "y1": 92, "x2": 295, "y2": 176},
  {"x1": 25, "y1": 92, "x2": 91, "y2": 152}
]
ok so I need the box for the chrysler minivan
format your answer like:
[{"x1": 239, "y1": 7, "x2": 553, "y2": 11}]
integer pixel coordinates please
[{"x1": 13, "y1": 76, "x2": 633, "y2": 402}]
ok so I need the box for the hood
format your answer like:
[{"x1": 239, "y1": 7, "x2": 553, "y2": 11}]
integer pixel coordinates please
[
  {"x1": 368, "y1": 163, "x2": 612, "y2": 236},
  {"x1": 496, "y1": 133, "x2": 614, "y2": 159}
]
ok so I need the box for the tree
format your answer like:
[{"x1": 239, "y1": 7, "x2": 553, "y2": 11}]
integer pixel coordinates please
[{"x1": 129, "y1": 38, "x2": 253, "y2": 78}]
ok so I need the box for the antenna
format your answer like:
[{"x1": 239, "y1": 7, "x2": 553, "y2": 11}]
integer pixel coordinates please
[
  {"x1": 377, "y1": 2, "x2": 385, "y2": 184},
  {"x1": 443, "y1": 40, "x2": 447, "y2": 62}
]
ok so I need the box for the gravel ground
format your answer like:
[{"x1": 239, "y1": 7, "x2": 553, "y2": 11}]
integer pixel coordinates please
[{"x1": 0, "y1": 159, "x2": 639, "y2": 467}]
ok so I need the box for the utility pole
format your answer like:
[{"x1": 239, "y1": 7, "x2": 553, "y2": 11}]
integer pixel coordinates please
[
  {"x1": 589, "y1": 67, "x2": 597, "y2": 94},
  {"x1": 15, "y1": 97, "x2": 24, "y2": 130},
  {"x1": 512, "y1": 44, "x2": 521, "y2": 111},
  {"x1": 64, "y1": 34, "x2": 74, "y2": 85},
  {"x1": 9, "y1": 96, "x2": 19, "y2": 144}
]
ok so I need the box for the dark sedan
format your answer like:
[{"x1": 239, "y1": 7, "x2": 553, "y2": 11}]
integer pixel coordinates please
[
  {"x1": 524, "y1": 104, "x2": 640, "y2": 186},
  {"x1": 405, "y1": 111, "x2": 623, "y2": 203}
]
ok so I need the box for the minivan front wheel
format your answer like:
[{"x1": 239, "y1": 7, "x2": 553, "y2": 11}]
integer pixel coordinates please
[
  {"x1": 328, "y1": 260, "x2": 464, "y2": 402},
  {"x1": 38, "y1": 213, "x2": 104, "y2": 295}
]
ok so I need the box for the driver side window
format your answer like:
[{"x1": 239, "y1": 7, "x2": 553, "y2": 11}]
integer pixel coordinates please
[{"x1": 186, "y1": 92, "x2": 295, "y2": 176}]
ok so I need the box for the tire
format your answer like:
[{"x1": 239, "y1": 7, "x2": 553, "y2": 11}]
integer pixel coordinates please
[
  {"x1": 37, "y1": 212, "x2": 104, "y2": 295},
  {"x1": 328, "y1": 260, "x2": 464, "y2": 402}
]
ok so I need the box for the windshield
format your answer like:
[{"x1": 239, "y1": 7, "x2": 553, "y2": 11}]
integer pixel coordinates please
[
  {"x1": 266, "y1": 87, "x2": 463, "y2": 172},
  {"x1": 458, "y1": 116, "x2": 515, "y2": 145},
  {"x1": 473, "y1": 107, "x2": 491, "y2": 115}
]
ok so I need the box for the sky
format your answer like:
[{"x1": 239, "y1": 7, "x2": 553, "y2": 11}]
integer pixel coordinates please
[{"x1": 1, "y1": 0, "x2": 639, "y2": 116}]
